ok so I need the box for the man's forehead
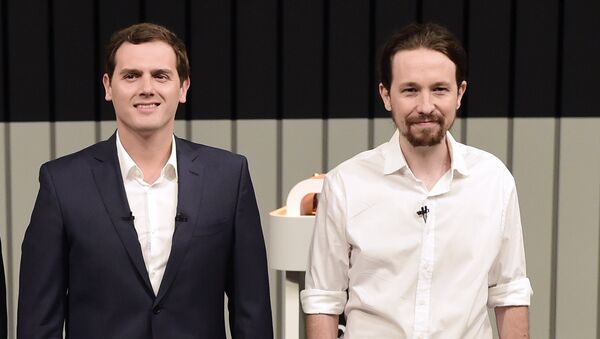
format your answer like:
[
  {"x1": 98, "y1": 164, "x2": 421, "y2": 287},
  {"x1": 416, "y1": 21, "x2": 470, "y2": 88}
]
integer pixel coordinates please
[
  {"x1": 392, "y1": 48, "x2": 455, "y2": 67},
  {"x1": 391, "y1": 48, "x2": 457, "y2": 81},
  {"x1": 113, "y1": 41, "x2": 177, "y2": 68}
]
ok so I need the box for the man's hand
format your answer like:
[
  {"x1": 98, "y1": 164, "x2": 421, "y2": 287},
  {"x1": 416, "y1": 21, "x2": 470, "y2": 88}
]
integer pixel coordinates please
[
  {"x1": 306, "y1": 314, "x2": 339, "y2": 339},
  {"x1": 495, "y1": 306, "x2": 529, "y2": 338}
]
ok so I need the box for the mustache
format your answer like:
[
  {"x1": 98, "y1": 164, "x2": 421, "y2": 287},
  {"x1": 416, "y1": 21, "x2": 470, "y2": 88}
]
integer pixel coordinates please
[{"x1": 405, "y1": 113, "x2": 444, "y2": 125}]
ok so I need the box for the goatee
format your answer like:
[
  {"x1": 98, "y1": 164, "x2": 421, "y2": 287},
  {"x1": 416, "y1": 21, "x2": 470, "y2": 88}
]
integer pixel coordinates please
[{"x1": 402, "y1": 113, "x2": 450, "y2": 147}]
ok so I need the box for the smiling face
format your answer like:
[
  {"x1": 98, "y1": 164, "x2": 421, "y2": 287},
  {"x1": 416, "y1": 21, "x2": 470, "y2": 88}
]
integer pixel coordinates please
[
  {"x1": 379, "y1": 48, "x2": 466, "y2": 148},
  {"x1": 102, "y1": 40, "x2": 190, "y2": 138}
]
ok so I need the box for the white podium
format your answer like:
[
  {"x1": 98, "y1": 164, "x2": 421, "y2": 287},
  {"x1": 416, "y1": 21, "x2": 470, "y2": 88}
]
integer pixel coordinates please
[{"x1": 269, "y1": 176, "x2": 324, "y2": 339}]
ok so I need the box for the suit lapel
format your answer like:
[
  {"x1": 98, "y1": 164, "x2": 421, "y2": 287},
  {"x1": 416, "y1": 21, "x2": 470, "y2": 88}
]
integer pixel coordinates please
[
  {"x1": 155, "y1": 137, "x2": 205, "y2": 305},
  {"x1": 91, "y1": 134, "x2": 154, "y2": 295}
]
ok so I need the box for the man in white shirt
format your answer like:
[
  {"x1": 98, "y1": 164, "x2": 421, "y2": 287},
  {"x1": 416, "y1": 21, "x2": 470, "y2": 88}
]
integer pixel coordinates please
[
  {"x1": 18, "y1": 23, "x2": 273, "y2": 338},
  {"x1": 301, "y1": 23, "x2": 532, "y2": 339}
]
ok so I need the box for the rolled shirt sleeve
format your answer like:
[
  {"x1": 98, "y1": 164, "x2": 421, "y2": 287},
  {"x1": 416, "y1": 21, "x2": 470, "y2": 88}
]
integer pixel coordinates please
[
  {"x1": 301, "y1": 172, "x2": 350, "y2": 315},
  {"x1": 487, "y1": 177, "x2": 533, "y2": 308}
]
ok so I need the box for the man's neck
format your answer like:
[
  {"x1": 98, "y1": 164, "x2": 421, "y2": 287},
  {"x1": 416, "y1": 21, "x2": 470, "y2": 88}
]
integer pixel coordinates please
[
  {"x1": 118, "y1": 127, "x2": 173, "y2": 184},
  {"x1": 399, "y1": 136, "x2": 451, "y2": 191}
]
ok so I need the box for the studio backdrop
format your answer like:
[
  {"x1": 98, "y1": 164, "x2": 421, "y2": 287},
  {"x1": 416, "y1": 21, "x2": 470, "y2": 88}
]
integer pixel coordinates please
[{"x1": 0, "y1": 0, "x2": 599, "y2": 338}]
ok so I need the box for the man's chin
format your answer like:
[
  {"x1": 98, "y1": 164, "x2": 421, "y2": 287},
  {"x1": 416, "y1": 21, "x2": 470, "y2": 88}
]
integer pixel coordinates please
[{"x1": 404, "y1": 129, "x2": 446, "y2": 147}]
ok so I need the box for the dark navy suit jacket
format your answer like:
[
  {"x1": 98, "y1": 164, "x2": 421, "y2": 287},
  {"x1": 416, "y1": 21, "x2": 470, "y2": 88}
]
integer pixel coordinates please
[{"x1": 17, "y1": 134, "x2": 273, "y2": 338}]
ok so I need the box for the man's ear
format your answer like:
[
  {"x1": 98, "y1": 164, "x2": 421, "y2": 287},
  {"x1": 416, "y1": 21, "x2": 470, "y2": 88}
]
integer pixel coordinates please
[
  {"x1": 179, "y1": 78, "x2": 191, "y2": 103},
  {"x1": 456, "y1": 80, "x2": 467, "y2": 110},
  {"x1": 102, "y1": 73, "x2": 112, "y2": 101},
  {"x1": 379, "y1": 83, "x2": 392, "y2": 111}
]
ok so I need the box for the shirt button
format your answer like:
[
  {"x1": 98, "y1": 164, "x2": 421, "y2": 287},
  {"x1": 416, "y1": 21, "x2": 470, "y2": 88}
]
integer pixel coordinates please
[{"x1": 153, "y1": 306, "x2": 162, "y2": 314}]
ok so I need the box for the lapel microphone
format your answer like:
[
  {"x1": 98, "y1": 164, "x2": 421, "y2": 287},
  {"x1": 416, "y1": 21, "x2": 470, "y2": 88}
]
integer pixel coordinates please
[
  {"x1": 175, "y1": 212, "x2": 188, "y2": 222},
  {"x1": 122, "y1": 211, "x2": 135, "y2": 222},
  {"x1": 416, "y1": 206, "x2": 429, "y2": 223}
]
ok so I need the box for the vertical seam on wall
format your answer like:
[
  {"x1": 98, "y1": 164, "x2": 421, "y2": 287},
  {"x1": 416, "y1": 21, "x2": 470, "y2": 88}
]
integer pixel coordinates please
[
  {"x1": 275, "y1": 118, "x2": 283, "y2": 339},
  {"x1": 1, "y1": 0, "x2": 14, "y2": 333},
  {"x1": 231, "y1": 121, "x2": 237, "y2": 153},
  {"x1": 321, "y1": 0, "x2": 330, "y2": 172},
  {"x1": 138, "y1": 0, "x2": 145, "y2": 22},
  {"x1": 506, "y1": 0, "x2": 517, "y2": 171},
  {"x1": 275, "y1": 0, "x2": 283, "y2": 208},
  {"x1": 275, "y1": 119, "x2": 282, "y2": 212},
  {"x1": 550, "y1": 118, "x2": 560, "y2": 339},
  {"x1": 276, "y1": 1, "x2": 283, "y2": 329},
  {"x1": 550, "y1": 0, "x2": 564, "y2": 336},
  {"x1": 274, "y1": 4, "x2": 284, "y2": 336},
  {"x1": 460, "y1": 0, "x2": 470, "y2": 144},
  {"x1": 3, "y1": 125, "x2": 11, "y2": 339},
  {"x1": 184, "y1": 0, "x2": 192, "y2": 140},
  {"x1": 230, "y1": 0, "x2": 237, "y2": 153},
  {"x1": 416, "y1": 0, "x2": 423, "y2": 24},
  {"x1": 596, "y1": 178, "x2": 600, "y2": 338},
  {"x1": 48, "y1": 0, "x2": 56, "y2": 160},
  {"x1": 93, "y1": 0, "x2": 101, "y2": 142},
  {"x1": 367, "y1": 0, "x2": 375, "y2": 149}
]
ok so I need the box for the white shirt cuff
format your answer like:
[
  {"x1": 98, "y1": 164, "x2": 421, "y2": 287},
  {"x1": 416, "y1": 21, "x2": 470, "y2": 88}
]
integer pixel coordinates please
[
  {"x1": 488, "y1": 278, "x2": 533, "y2": 308},
  {"x1": 300, "y1": 289, "x2": 347, "y2": 314}
]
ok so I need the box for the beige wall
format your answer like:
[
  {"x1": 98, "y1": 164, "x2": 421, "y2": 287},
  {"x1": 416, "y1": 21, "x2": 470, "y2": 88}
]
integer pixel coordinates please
[{"x1": 1, "y1": 117, "x2": 599, "y2": 338}]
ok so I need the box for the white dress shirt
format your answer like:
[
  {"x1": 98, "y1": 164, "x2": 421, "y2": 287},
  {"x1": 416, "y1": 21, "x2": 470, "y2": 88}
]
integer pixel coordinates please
[
  {"x1": 116, "y1": 133, "x2": 178, "y2": 296},
  {"x1": 301, "y1": 130, "x2": 532, "y2": 339}
]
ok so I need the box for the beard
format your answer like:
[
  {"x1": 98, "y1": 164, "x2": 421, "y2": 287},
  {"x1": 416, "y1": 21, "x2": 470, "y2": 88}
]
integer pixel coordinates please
[{"x1": 401, "y1": 113, "x2": 452, "y2": 147}]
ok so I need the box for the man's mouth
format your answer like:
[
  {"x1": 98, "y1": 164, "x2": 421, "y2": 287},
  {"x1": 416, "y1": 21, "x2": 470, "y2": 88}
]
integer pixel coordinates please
[
  {"x1": 134, "y1": 103, "x2": 160, "y2": 109},
  {"x1": 407, "y1": 114, "x2": 443, "y2": 126}
]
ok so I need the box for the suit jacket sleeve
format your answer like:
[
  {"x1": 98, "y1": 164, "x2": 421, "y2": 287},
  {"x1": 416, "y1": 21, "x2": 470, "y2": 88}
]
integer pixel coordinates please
[
  {"x1": 18, "y1": 164, "x2": 68, "y2": 339},
  {"x1": 226, "y1": 157, "x2": 273, "y2": 338}
]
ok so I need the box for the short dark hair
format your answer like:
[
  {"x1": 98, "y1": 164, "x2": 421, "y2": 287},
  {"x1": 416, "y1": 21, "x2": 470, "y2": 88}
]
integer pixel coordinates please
[
  {"x1": 379, "y1": 22, "x2": 467, "y2": 90},
  {"x1": 105, "y1": 23, "x2": 190, "y2": 83}
]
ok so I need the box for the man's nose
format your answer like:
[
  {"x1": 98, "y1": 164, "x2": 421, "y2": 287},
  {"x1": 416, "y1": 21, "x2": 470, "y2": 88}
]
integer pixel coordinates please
[
  {"x1": 417, "y1": 93, "x2": 435, "y2": 114},
  {"x1": 139, "y1": 75, "x2": 155, "y2": 96}
]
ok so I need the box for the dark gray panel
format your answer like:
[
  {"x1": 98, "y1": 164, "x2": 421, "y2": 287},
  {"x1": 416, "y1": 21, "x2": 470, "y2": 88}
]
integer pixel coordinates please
[
  {"x1": 328, "y1": 0, "x2": 370, "y2": 118},
  {"x1": 54, "y1": 0, "x2": 95, "y2": 121},
  {"x1": 144, "y1": 0, "x2": 185, "y2": 37},
  {"x1": 561, "y1": 0, "x2": 600, "y2": 117},
  {"x1": 189, "y1": 0, "x2": 232, "y2": 120},
  {"x1": 422, "y1": 0, "x2": 468, "y2": 119},
  {"x1": 98, "y1": 0, "x2": 140, "y2": 120},
  {"x1": 7, "y1": 0, "x2": 50, "y2": 122},
  {"x1": 373, "y1": 0, "x2": 418, "y2": 117},
  {"x1": 466, "y1": 0, "x2": 511, "y2": 117},
  {"x1": 422, "y1": 0, "x2": 465, "y2": 42},
  {"x1": 282, "y1": 0, "x2": 323, "y2": 119},
  {"x1": 236, "y1": 0, "x2": 277, "y2": 119},
  {"x1": 0, "y1": 0, "x2": 5, "y2": 121},
  {"x1": 513, "y1": 0, "x2": 559, "y2": 117},
  {"x1": 144, "y1": 0, "x2": 187, "y2": 120}
]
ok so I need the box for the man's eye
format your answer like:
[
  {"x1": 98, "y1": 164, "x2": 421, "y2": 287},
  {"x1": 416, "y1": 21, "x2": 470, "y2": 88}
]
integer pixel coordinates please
[
  {"x1": 402, "y1": 88, "x2": 417, "y2": 93},
  {"x1": 155, "y1": 74, "x2": 170, "y2": 80},
  {"x1": 434, "y1": 87, "x2": 449, "y2": 92},
  {"x1": 123, "y1": 74, "x2": 137, "y2": 80}
]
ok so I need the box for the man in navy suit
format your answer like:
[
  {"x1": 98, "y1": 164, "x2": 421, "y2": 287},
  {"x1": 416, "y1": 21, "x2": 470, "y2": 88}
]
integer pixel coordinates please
[{"x1": 17, "y1": 23, "x2": 273, "y2": 338}]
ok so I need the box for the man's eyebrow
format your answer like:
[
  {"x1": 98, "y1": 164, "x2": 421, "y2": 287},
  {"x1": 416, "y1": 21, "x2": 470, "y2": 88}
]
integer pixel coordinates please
[
  {"x1": 432, "y1": 81, "x2": 452, "y2": 87},
  {"x1": 151, "y1": 69, "x2": 174, "y2": 74},
  {"x1": 118, "y1": 68, "x2": 141, "y2": 75},
  {"x1": 398, "y1": 82, "x2": 419, "y2": 87}
]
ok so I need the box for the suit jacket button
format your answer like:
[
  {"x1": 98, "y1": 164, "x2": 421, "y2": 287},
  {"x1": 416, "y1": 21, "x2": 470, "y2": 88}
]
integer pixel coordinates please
[{"x1": 153, "y1": 306, "x2": 162, "y2": 314}]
